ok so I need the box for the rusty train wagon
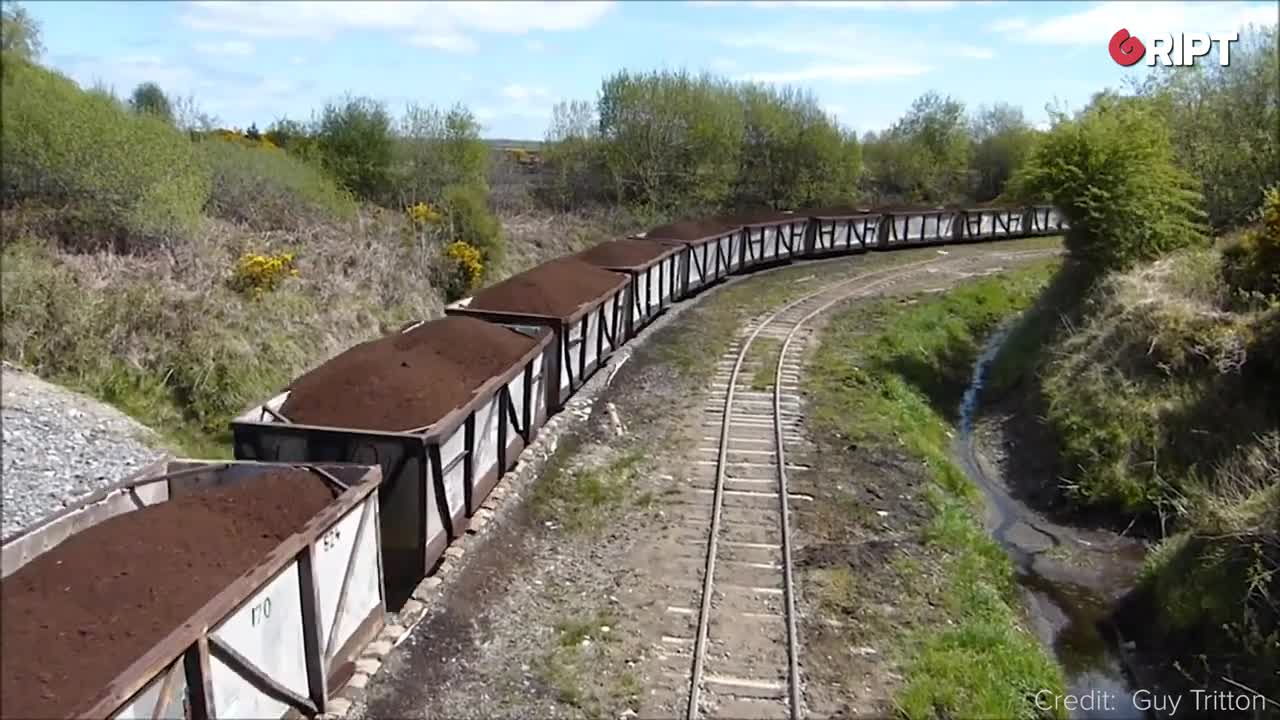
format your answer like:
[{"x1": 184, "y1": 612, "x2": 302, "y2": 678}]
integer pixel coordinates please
[
  {"x1": 576, "y1": 238, "x2": 683, "y2": 340},
  {"x1": 802, "y1": 207, "x2": 881, "y2": 257},
  {"x1": 737, "y1": 211, "x2": 810, "y2": 271},
  {"x1": 0, "y1": 460, "x2": 383, "y2": 720},
  {"x1": 876, "y1": 206, "x2": 962, "y2": 248},
  {"x1": 1028, "y1": 204, "x2": 1069, "y2": 236},
  {"x1": 446, "y1": 256, "x2": 630, "y2": 412},
  {"x1": 231, "y1": 318, "x2": 553, "y2": 595},
  {"x1": 960, "y1": 206, "x2": 1026, "y2": 242},
  {"x1": 642, "y1": 218, "x2": 744, "y2": 297}
]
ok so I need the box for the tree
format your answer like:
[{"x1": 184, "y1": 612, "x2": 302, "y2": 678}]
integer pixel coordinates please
[
  {"x1": 397, "y1": 102, "x2": 489, "y2": 204},
  {"x1": 128, "y1": 82, "x2": 173, "y2": 124},
  {"x1": 245, "y1": 122, "x2": 261, "y2": 141},
  {"x1": 540, "y1": 99, "x2": 606, "y2": 209},
  {"x1": 887, "y1": 91, "x2": 972, "y2": 203},
  {"x1": 314, "y1": 95, "x2": 394, "y2": 202},
  {"x1": 1132, "y1": 23, "x2": 1279, "y2": 229},
  {"x1": 969, "y1": 103, "x2": 1036, "y2": 202},
  {"x1": 597, "y1": 69, "x2": 744, "y2": 212},
  {"x1": 0, "y1": 2, "x2": 43, "y2": 60},
  {"x1": 1009, "y1": 94, "x2": 1209, "y2": 273}
]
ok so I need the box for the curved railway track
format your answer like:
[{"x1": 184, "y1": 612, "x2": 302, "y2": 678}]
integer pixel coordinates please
[{"x1": 679, "y1": 248, "x2": 1058, "y2": 720}]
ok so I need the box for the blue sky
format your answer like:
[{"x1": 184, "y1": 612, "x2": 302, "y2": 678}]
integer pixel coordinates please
[{"x1": 23, "y1": 0, "x2": 1278, "y2": 139}]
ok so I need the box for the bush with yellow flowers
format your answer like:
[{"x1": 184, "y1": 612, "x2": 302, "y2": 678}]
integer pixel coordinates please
[
  {"x1": 443, "y1": 241, "x2": 484, "y2": 301},
  {"x1": 408, "y1": 201, "x2": 444, "y2": 228},
  {"x1": 229, "y1": 251, "x2": 300, "y2": 300}
]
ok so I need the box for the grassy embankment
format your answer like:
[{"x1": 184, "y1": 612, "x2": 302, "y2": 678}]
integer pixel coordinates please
[
  {"x1": 805, "y1": 260, "x2": 1067, "y2": 719},
  {"x1": 989, "y1": 245, "x2": 1279, "y2": 702}
]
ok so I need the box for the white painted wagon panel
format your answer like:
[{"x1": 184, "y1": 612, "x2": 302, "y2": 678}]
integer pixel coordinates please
[
  {"x1": 717, "y1": 234, "x2": 738, "y2": 273},
  {"x1": 440, "y1": 425, "x2": 466, "y2": 519},
  {"x1": 111, "y1": 661, "x2": 185, "y2": 719},
  {"x1": 583, "y1": 306, "x2": 601, "y2": 370},
  {"x1": 209, "y1": 563, "x2": 309, "y2": 720},
  {"x1": 316, "y1": 499, "x2": 381, "y2": 664},
  {"x1": 474, "y1": 394, "x2": 500, "y2": 480}
]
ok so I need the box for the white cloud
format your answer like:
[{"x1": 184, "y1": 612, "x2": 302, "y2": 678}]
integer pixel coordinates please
[
  {"x1": 409, "y1": 32, "x2": 477, "y2": 53},
  {"x1": 492, "y1": 83, "x2": 556, "y2": 120},
  {"x1": 989, "y1": 17, "x2": 1028, "y2": 33},
  {"x1": 1008, "y1": 1, "x2": 1275, "y2": 46},
  {"x1": 707, "y1": 1, "x2": 956, "y2": 10},
  {"x1": 180, "y1": 1, "x2": 615, "y2": 43},
  {"x1": 949, "y1": 45, "x2": 995, "y2": 60},
  {"x1": 710, "y1": 56, "x2": 738, "y2": 71},
  {"x1": 500, "y1": 83, "x2": 551, "y2": 101},
  {"x1": 193, "y1": 40, "x2": 255, "y2": 56},
  {"x1": 740, "y1": 62, "x2": 930, "y2": 83}
]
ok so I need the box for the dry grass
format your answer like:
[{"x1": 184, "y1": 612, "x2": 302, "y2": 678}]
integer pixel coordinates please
[{"x1": 2, "y1": 202, "x2": 619, "y2": 455}]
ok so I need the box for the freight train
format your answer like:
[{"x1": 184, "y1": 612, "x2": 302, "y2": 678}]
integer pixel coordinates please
[{"x1": 1, "y1": 203, "x2": 1067, "y2": 720}]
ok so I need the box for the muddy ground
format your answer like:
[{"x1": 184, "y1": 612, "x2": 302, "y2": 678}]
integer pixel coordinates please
[{"x1": 351, "y1": 239, "x2": 1063, "y2": 720}]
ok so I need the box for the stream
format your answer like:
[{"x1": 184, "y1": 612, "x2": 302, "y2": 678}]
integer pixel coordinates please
[{"x1": 954, "y1": 323, "x2": 1150, "y2": 720}]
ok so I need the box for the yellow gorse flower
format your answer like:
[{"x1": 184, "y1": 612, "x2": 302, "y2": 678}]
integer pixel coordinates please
[
  {"x1": 445, "y1": 241, "x2": 484, "y2": 289},
  {"x1": 230, "y1": 251, "x2": 299, "y2": 300},
  {"x1": 408, "y1": 201, "x2": 443, "y2": 227}
]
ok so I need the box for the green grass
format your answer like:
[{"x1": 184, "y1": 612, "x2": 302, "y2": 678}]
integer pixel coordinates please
[
  {"x1": 747, "y1": 337, "x2": 780, "y2": 391},
  {"x1": 530, "y1": 448, "x2": 645, "y2": 534},
  {"x1": 537, "y1": 610, "x2": 639, "y2": 720},
  {"x1": 805, "y1": 260, "x2": 1066, "y2": 720}
]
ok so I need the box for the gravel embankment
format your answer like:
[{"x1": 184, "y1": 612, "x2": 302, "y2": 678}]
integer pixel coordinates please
[{"x1": 2, "y1": 363, "x2": 168, "y2": 540}]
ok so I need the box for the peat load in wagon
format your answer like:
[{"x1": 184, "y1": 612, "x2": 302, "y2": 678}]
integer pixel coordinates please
[
  {"x1": 281, "y1": 317, "x2": 541, "y2": 432},
  {"x1": 644, "y1": 217, "x2": 743, "y2": 294},
  {"x1": 1, "y1": 469, "x2": 336, "y2": 719},
  {"x1": 234, "y1": 317, "x2": 554, "y2": 601},
  {"x1": 576, "y1": 239, "x2": 682, "y2": 338},
  {"x1": 446, "y1": 256, "x2": 629, "y2": 411}
]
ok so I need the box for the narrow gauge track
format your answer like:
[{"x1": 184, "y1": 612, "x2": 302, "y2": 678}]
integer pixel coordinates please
[{"x1": 678, "y1": 249, "x2": 1058, "y2": 720}]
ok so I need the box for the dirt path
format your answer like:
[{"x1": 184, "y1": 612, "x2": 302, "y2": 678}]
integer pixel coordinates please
[{"x1": 352, "y1": 239, "x2": 1062, "y2": 720}]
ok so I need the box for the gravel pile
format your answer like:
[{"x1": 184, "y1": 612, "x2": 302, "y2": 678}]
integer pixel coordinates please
[{"x1": 2, "y1": 363, "x2": 168, "y2": 540}]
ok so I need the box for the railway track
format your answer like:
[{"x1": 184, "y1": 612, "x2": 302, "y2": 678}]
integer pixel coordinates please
[{"x1": 662, "y1": 248, "x2": 1059, "y2": 720}]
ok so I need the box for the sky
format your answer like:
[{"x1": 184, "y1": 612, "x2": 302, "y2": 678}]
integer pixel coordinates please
[{"x1": 23, "y1": 0, "x2": 1278, "y2": 140}]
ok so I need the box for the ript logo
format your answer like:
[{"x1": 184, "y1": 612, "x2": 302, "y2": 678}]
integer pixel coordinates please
[
  {"x1": 1109, "y1": 29, "x2": 1145, "y2": 66},
  {"x1": 1109, "y1": 28, "x2": 1238, "y2": 67}
]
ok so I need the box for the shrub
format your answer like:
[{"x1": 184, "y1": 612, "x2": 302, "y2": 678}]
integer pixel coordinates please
[
  {"x1": 1010, "y1": 93, "x2": 1209, "y2": 274},
  {"x1": 314, "y1": 96, "x2": 394, "y2": 203},
  {"x1": 1, "y1": 2, "x2": 43, "y2": 60},
  {"x1": 442, "y1": 241, "x2": 483, "y2": 302},
  {"x1": 441, "y1": 183, "x2": 504, "y2": 274},
  {"x1": 229, "y1": 251, "x2": 299, "y2": 300},
  {"x1": 395, "y1": 103, "x2": 489, "y2": 206},
  {"x1": 1222, "y1": 185, "x2": 1280, "y2": 298},
  {"x1": 0, "y1": 53, "x2": 209, "y2": 250},
  {"x1": 129, "y1": 82, "x2": 173, "y2": 124},
  {"x1": 198, "y1": 136, "x2": 356, "y2": 229},
  {"x1": 407, "y1": 200, "x2": 443, "y2": 228}
]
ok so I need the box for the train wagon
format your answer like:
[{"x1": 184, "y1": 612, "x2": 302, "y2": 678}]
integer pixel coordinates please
[
  {"x1": 446, "y1": 256, "x2": 630, "y2": 413},
  {"x1": 959, "y1": 205, "x2": 1026, "y2": 242},
  {"x1": 576, "y1": 238, "x2": 683, "y2": 340},
  {"x1": 736, "y1": 210, "x2": 810, "y2": 271},
  {"x1": 641, "y1": 217, "x2": 744, "y2": 297},
  {"x1": 231, "y1": 317, "x2": 553, "y2": 596},
  {"x1": 802, "y1": 207, "x2": 880, "y2": 257},
  {"x1": 1, "y1": 460, "x2": 383, "y2": 720},
  {"x1": 1028, "y1": 204, "x2": 1069, "y2": 235},
  {"x1": 876, "y1": 206, "x2": 962, "y2": 248}
]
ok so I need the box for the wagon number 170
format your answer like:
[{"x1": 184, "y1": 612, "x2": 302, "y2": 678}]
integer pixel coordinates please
[{"x1": 250, "y1": 598, "x2": 272, "y2": 627}]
